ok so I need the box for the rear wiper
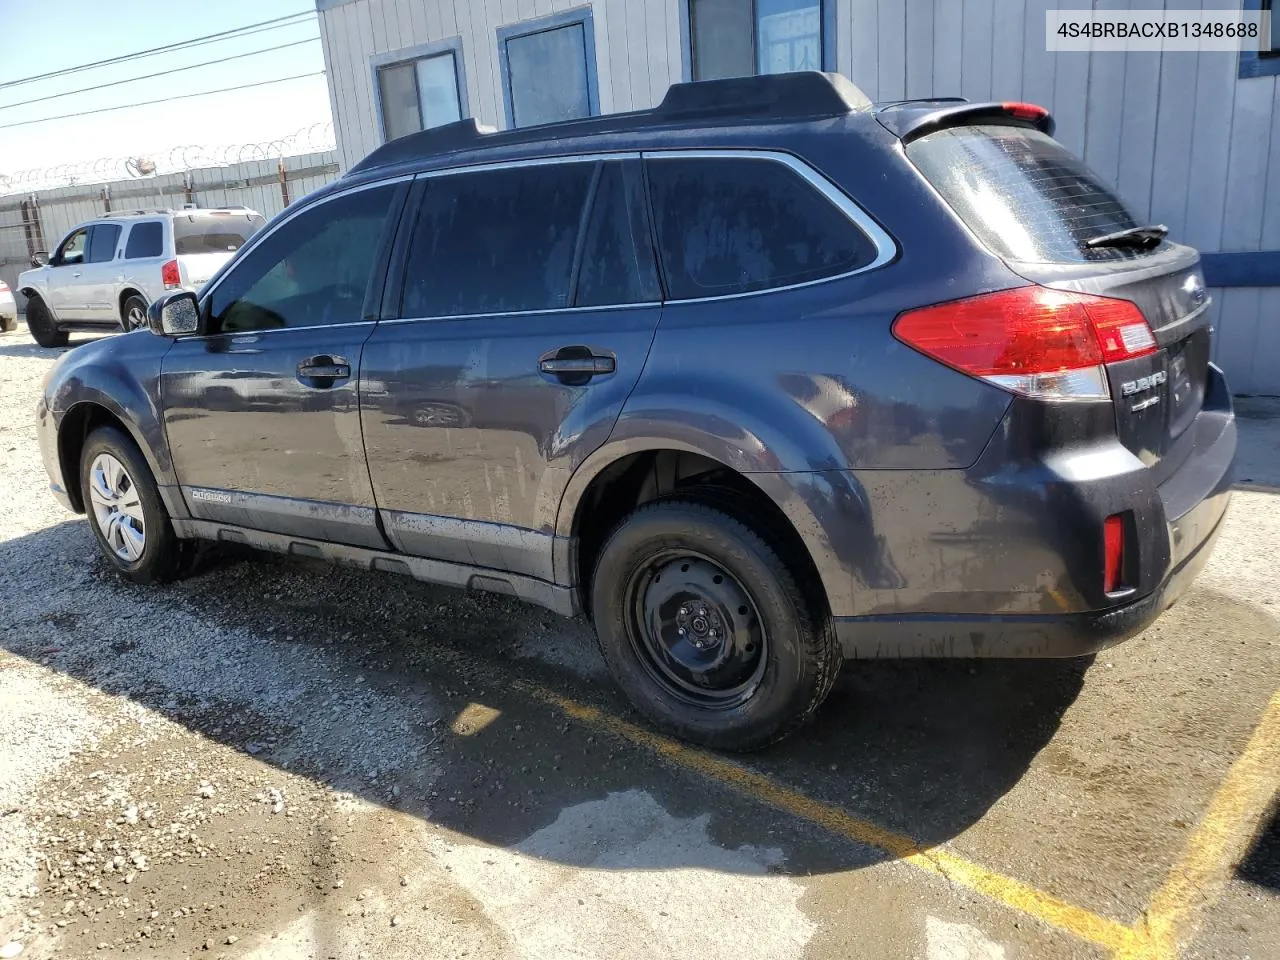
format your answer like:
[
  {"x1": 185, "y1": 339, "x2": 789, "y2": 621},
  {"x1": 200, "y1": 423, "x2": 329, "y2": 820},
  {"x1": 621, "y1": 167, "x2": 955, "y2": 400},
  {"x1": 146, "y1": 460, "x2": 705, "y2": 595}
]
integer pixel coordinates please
[{"x1": 1083, "y1": 224, "x2": 1168, "y2": 250}]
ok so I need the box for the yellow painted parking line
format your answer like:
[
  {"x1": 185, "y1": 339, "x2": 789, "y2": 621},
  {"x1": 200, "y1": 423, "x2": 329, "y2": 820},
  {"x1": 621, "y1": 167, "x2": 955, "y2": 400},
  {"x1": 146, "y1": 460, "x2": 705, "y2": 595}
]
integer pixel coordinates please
[
  {"x1": 1119, "y1": 691, "x2": 1280, "y2": 960},
  {"x1": 433, "y1": 640, "x2": 1276, "y2": 959},
  {"x1": 517, "y1": 682, "x2": 1142, "y2": 956}
]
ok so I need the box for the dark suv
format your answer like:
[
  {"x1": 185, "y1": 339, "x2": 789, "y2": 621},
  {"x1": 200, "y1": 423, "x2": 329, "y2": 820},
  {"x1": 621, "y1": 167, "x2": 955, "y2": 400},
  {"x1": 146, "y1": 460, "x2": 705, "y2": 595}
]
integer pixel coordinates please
[{"x1": 36, "y1": 73, "x2": 1235, "y2": 749}]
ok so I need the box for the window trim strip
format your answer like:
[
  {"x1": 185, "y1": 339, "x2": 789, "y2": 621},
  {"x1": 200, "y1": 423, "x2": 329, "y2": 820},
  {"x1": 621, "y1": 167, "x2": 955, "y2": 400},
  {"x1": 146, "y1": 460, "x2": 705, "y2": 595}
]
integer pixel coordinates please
[{"x1": 202, "y1": 149, "x2": 897, "y2": 331}]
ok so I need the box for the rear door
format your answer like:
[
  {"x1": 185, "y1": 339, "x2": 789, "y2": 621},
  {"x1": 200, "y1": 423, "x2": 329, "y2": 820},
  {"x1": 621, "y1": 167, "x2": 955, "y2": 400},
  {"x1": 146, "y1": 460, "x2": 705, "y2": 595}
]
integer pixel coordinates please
[
  {"x1": 82, "y1": 223, "x2": 123, "y2": 323},
  {"x1": 161, "y1": 182, "x2": 409, "y2": 548},
  {"x1": 905, "y1": 123, "x2": 1212, "y2": 479},
  {"x1": 360, "y1": 157, "x2": 662, "y2": 580},
  {"x1": 171, "y1": 210, "x2": 266, "y2": 289}
]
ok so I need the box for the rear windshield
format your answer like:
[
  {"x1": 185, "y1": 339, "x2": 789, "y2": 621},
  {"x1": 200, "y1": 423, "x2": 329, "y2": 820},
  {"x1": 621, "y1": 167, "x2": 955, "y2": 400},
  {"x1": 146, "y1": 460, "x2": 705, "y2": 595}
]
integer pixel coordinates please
[
  {"x1": 173, "y1": 212, "x2": 265, "y2": 255},
  {"x1": 906, "y1": 124, "x2": 1152, "y2": 263}
]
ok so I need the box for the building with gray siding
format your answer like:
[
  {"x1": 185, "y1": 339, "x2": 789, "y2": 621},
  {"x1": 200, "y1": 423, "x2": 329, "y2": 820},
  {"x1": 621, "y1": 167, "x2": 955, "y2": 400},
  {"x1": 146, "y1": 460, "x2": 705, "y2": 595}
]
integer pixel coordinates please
[{"x1": 316, "y1": 0, "x2": 1280, "y2": 394}]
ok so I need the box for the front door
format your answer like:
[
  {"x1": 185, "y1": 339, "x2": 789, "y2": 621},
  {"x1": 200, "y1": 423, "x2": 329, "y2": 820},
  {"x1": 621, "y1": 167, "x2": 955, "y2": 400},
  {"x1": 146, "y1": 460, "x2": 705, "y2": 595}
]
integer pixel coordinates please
[
  {"x1": 360, "y1": 158, "x2": 662, "y2": 580},
  {"x1": 45, "y1": 226, "x2": 90, "y2": 319},
  {"x1": 161, "y1": 180, "x2": 409, "y2": 548}
]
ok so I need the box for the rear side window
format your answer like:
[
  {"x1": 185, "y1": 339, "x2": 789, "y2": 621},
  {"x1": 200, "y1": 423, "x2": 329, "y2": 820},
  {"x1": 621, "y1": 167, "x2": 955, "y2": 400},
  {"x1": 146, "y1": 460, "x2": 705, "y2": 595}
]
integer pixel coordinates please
[
  {"x1": 87, "y1": 224, "x2": 121, "y2": 263},
  {"x1": 575, "y1": 162, "x2": 661, "y2": 307},
  {"x1": 906, "y1": 124, "x2": 1147, "y2": 263},
  {"x1": 402, "y1": 163, "x2": 595, "y2": 316},
  {"x1": 647, "y1": 156, "x2": 879, "y2": 299},
  {"x1": 174, "y1": 213, "x2": 265, "y2": 255},
  {"x1": 124, "y1": 222, "x2": 163, "y2": 259}
]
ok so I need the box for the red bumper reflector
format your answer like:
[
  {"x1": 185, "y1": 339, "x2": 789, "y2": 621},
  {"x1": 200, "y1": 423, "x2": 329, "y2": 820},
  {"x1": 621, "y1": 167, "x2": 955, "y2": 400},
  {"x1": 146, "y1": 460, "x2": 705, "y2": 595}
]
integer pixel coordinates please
[{"x1": 1103, "y1": 514, "x2": 1125, "y2": 594}]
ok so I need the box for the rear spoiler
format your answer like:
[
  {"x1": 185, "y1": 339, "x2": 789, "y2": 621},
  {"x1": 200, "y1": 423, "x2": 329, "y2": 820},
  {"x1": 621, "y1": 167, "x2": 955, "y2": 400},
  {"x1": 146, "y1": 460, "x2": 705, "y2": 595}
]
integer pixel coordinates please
[{"x1": 875, "y1": 99, "x2": 1055, "y2": 142}]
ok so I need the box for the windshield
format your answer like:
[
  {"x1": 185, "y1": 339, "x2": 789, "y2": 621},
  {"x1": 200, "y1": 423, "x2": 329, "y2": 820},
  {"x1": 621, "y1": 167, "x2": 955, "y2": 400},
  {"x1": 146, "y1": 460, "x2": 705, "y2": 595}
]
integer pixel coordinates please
[
  {"x1": 173, "y1": 212, "x2": 265, "y2": 255},
  {"x1": 906, "y1": 124, "x2": 1154, "y2": 263}
]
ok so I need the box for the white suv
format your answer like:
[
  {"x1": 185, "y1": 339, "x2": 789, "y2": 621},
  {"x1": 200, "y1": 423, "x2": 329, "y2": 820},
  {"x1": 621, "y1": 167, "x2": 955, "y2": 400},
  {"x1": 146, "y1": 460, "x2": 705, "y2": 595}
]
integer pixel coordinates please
[{"x1": 17, "y1": 207, "x2": 265, "y2": 347}]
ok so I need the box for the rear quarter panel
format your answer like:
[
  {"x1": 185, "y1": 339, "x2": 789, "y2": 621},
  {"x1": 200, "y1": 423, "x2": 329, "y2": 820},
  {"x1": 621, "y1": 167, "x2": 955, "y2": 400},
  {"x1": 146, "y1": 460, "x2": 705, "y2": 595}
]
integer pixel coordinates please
[{"x1": 559, "y1": 119, "x2": 1033, "y2": 616}]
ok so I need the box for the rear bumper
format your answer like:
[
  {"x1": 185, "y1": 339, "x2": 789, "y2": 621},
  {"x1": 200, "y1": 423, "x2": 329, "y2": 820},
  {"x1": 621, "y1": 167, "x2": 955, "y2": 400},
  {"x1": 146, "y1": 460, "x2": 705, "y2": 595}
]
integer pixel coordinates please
[
  {"x1": 834, "y1": 485, "x2": 1228, "y2": 657},
  {"x1": 833, "y1": 364, "x2": 1236, "y2": 659}
]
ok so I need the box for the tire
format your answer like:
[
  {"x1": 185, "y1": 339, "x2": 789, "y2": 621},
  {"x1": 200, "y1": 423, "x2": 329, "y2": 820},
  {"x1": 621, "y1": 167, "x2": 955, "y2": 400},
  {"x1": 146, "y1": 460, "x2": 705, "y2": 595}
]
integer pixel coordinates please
[
  {"x1": 121, "y1": 294, "x2": 147, "y2": 332},
  {"x1": 26, "y1": 295, "x2": 68, "y2": 348},
  {"x1": 79, "y1": 426, "x2": 191, "y2": 584},
  {"x1": 0, "y1": 314, "x2": 15, "y2": 333},
  {"x1": 591, "y1": 500, "x2": 841, "y2": 751}
]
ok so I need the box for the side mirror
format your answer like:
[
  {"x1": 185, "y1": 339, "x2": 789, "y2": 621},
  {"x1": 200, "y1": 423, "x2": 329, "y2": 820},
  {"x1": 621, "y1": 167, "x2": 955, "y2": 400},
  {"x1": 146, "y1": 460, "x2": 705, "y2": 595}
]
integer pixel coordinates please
[
  {"x1": 147, "y1": 291, "x2": 201, "y2": 337},
  {"x1": 30, "y1": 251, "x2": 48, "y2": 268}
]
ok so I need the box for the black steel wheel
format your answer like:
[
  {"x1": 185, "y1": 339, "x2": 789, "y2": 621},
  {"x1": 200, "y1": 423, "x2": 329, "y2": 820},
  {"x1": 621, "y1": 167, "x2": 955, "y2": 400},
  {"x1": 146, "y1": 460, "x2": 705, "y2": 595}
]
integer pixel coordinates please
[
  {"x1": 624, "y1": 551, "x2": 768, "y2": 709},
  {"x1": 592, "y1": 499, "x2": 840, "y2": 751}
]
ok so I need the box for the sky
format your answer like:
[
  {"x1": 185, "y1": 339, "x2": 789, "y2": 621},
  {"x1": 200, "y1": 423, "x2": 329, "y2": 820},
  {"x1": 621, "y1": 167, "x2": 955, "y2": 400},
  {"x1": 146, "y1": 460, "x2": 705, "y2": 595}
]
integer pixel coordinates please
[{"x1": 0, "y1": 0, "x2": 334, "y2": 183}]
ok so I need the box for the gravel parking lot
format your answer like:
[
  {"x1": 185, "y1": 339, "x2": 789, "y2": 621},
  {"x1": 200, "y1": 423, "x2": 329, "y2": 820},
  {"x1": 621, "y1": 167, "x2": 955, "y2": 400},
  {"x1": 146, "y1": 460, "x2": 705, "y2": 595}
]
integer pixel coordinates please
[{"x1": 1, "y1": 322, "x2": 1277, "y2": 960}]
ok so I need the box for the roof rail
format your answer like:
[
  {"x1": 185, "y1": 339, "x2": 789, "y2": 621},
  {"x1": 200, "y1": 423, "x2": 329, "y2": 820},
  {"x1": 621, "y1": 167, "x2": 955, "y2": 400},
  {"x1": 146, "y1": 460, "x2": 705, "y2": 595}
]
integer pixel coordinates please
[
  {"x1": 102, "y1": 209, "x2": 172, "y2": 218},
  {"x1": 656, "y1": 71, "x2": 870, "y2": 120},
  {"x1": 345, "y1": 71, "x2": 870, "y2": 177}
]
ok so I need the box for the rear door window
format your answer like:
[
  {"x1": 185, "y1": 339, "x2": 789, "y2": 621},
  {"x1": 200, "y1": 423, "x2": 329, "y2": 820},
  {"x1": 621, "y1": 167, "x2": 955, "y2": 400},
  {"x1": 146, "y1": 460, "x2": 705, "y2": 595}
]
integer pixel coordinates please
[
  {"x1": 401, "y1": 162, "x2": 595, "y2": 317},
  {"x1": 646, "y1": 155, "x2": 879, "y2": 299},
  {"x1": 174, "y1": 212, "x2": 265, "y2": 255},
  {"x1": 574, "y1": 161, "x2": 661, "y2": 307},
  {"x1": 906, "y1": 124, "x2": 1149, "y2": 263},
  {"x1": 124, "y1": 221, "x2": 164, "y2": 259},
  {"x1": 87, "y1": 224, "x2": 121, "y2": 263}
]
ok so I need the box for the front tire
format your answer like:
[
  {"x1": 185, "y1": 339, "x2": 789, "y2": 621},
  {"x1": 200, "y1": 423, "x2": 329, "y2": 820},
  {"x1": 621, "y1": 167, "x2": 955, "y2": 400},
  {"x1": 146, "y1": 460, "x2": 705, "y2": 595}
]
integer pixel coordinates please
[
  {"x1": 26, "y1": 295, "x2": 68, "y2": 348},
  {"x1": 121, "y1": 294, "x2": 147, "y2": 332},
  {"x1": 80, "y1": 426, "x2": 190, "y2": 584},
  {"x1": 591, "y1": 500, "x2": 840, "y2": 751}
]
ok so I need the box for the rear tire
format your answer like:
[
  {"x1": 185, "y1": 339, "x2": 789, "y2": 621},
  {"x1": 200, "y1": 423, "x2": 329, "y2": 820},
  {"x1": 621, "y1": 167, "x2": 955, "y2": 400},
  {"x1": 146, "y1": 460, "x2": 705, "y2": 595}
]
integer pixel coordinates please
[
  {"x1": 26, "y1": 295, "x2": 67, "y2": 348},
  {"x1": 121, "y1": 294, "x2": 147, "y2": 332},
  {"x1": 591, "y1": 500, "x2": 840, "y2": 751},
  {"x1": 79, "y1": 426, "x2": 192, "y2": 584}
]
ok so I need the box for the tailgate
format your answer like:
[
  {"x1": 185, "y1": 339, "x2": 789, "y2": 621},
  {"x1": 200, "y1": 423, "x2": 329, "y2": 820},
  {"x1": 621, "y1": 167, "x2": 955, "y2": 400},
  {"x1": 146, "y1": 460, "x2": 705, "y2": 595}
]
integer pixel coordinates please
[
  {"x1": 903, "y1": 122, "x2": 1213, "y2": 481},
  {"x1": 177, "y1": 252, "x2": 233, "y2": 289},
  {"x1": 1014, "y1": 243, "x2": 1211, "y2": 479}
]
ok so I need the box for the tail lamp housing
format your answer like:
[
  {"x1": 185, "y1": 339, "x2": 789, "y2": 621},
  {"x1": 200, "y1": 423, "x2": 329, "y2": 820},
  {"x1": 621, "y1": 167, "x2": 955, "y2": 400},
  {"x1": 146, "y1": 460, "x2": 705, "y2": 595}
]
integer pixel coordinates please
[
  {"x1": 161, "y1": 260, "x2": 181, "y2": 290},
  {"x1": 893, "y1": 285, "x2": 1158, "y2": 401}
]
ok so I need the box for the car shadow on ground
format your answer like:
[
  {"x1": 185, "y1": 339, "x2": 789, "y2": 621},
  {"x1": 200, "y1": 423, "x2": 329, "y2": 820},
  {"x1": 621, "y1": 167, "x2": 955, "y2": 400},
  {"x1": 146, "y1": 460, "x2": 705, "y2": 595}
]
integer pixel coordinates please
[{"x1": 0, "y1": 518, "x2": 1091, "y2": 877}]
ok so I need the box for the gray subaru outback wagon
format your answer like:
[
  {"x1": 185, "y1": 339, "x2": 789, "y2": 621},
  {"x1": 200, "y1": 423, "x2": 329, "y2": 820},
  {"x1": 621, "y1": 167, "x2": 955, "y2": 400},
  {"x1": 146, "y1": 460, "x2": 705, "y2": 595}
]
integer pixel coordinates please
[{"x1": 36, "y1": 73, "x2": 1235, "y2": 749}]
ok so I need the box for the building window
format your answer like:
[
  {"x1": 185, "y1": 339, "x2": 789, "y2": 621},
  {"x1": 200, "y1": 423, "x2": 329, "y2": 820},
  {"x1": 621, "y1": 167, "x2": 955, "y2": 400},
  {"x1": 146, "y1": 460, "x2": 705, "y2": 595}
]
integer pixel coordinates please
[
  {"x1": 374, "y1": 45, "x2": 464, "y2": 142},
  {"x1": 1240, "y1": 0, "x2": 1280, "y2": 78},
  {"x1": 689, "y1": 0, "x2": 827, "y2": 81},
  {"x1": 498, "y1": 9, "x2": 599, "y2": 129}
]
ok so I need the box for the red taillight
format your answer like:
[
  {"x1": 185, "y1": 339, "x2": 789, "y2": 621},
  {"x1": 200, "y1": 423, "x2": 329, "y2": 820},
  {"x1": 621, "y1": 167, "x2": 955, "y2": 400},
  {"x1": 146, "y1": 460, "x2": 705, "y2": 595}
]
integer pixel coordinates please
[
  {"x1": 1103, "y1": 514, "x2": 1125, "y2": 594},
  {"x1": 1002, "y1": 101, "x2": 1049, "y2": 123},
  {"x1": 161, "y1": 260, "x2": 181, "y2": 289},
  {"x1": 892, "y1": 286, "x2": 1158, "y2": 400}
]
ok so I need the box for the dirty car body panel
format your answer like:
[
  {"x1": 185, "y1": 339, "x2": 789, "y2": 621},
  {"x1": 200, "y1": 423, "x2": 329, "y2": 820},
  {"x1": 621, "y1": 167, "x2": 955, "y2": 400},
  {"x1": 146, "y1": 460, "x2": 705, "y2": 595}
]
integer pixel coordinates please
[{"x1": 35, "y1": 74, "x2": 1234, "y2": 681}]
